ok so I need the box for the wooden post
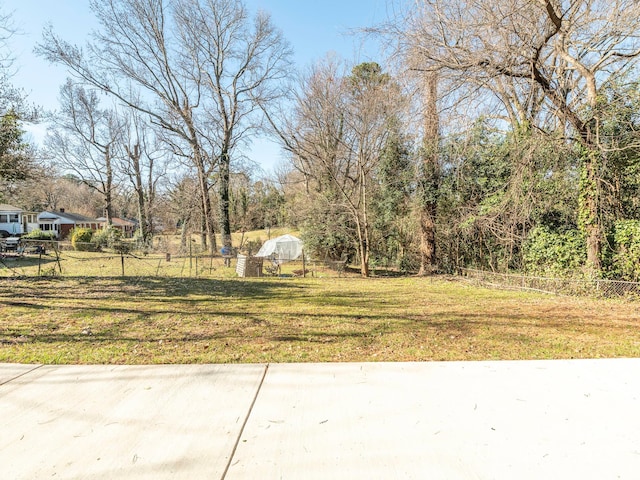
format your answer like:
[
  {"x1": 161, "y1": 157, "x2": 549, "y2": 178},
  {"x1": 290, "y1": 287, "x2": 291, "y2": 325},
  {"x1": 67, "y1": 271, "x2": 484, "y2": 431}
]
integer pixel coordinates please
[
  {"x1": 121, "y1": 252, "x2": 125, "y2": 277},
  {"x1": 53, "y1": 242, "x2": 62, "y2": 275},
  {"x1": 302, "y1": 249, "x2": 306, "y2": 278}
]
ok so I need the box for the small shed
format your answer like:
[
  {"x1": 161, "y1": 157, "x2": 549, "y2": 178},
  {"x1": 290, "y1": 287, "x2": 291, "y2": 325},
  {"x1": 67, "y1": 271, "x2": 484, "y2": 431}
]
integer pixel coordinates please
[{"x1": 255, "y1": 234, "x2": 303, "y2": 262}]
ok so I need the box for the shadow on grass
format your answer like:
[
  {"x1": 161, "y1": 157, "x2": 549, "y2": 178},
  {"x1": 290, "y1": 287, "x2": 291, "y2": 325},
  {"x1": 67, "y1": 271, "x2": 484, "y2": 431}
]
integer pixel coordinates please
[
  {"x1": 5, "y1": 305, "x2": 637, "y2": 350},
  {"x1": 0, "y1": 276, "x2": 303, "y2": 301},
  {"x1": 4, "y1": 276, "x2": 640, "y2": 363},
  {"x1": 0, "y1": 255, "x2": 57, "y2": 272}
]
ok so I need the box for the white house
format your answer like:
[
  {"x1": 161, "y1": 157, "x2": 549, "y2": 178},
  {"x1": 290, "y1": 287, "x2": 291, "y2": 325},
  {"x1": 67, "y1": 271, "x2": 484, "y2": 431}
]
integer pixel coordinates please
[
  {"x1": 37, "y1": 209, "x2": 101, "y2": 239},
  {"x1": 0, "y1": 204, "x2": 24, "y2": 236},
  {"x1": 22, "y1": 212, "x2": 39, "y2": 234}
]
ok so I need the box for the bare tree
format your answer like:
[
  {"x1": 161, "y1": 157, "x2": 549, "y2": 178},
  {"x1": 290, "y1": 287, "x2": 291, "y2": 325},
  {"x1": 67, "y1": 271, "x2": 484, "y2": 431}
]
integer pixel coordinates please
[
  {"x1": 116, "y1": 109, "x2": 166, "y2": 243},
  {"x1": 37, "y1": 0, "x2": 292, "y2": 252},
  {"x1": 166, "y1": 174, "x2": 202, "y2": 250},
  {"x1": 344, "y1": 62, "x2": 404, "y2": 276},
  {"x1": 38, "y1": 0, "x2": 216, "y2": 251},
  {"x1": 0, "y1": 7, "x2": 17, "y2": 102},
  {"x1": 40, "y1": 175, "x2": 105, "y2": 216},
  {"x1": 46, "y1": 81, "x2": 121, "y2": 223},
  {"x1": 395, "y1": 0, "x2": 640, "y2": 274},
  {"x1": 174, "y1": 0, "x2": 292, "y2": 249},
  {"x1": 267, "y1": 59, "x2": 404, "y2": 277}
]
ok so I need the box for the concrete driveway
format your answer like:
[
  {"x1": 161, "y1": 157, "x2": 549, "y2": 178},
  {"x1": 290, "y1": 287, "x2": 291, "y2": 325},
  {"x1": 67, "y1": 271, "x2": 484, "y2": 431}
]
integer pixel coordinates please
[{"x1": 2, "y1": 359, "x2": 640, "y2": 479}]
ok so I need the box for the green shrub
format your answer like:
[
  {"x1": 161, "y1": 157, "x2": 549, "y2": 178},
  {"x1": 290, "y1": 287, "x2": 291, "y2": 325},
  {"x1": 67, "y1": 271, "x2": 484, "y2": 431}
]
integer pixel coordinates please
[
  {"x1": 522, "y1": 226, "x2": 586, "y2": 277},
  {"x1": 23, "y1": 229, "x2": 56, "y2": 240},
  {"x1": 610, "y1": 220, "x2": 640, "y2": 281},
  {"x1": 92, "y1": 226, "x2": 122, "y2": 249},
  {"x1": 70, "y1": 228, "x2": 95, "y2": 251}
]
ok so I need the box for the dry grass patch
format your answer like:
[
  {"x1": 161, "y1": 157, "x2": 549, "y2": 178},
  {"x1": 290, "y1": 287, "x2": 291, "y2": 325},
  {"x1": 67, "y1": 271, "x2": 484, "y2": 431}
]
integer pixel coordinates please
[{"x1": 1, "y1": 276, "x2": 640, "y2": 364}]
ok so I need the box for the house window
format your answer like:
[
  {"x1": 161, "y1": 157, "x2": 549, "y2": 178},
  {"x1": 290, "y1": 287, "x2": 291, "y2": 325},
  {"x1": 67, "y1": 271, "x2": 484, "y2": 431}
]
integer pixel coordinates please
[
  {"x1": 0, "y1": 214, "x2": 6, "y2": 223},
  {"x1": 9, "y1": 214, "x2": 19, "y2": 223}
]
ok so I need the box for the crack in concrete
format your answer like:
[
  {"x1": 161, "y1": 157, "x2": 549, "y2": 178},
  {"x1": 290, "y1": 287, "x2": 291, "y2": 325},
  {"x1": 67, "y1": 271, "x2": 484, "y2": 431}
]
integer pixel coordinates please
[
  {"x1": 220, "y1": 363, "x2": 270, "y2": 480},
  {"x1": 0, "y1": 364, "x2": 44, "y2": 386}
]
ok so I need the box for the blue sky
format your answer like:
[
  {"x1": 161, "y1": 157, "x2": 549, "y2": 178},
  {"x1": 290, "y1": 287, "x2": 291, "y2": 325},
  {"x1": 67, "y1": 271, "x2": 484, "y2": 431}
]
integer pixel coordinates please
[{"x1": 4, "y1": 0, "x2": 389, "y2": 173}]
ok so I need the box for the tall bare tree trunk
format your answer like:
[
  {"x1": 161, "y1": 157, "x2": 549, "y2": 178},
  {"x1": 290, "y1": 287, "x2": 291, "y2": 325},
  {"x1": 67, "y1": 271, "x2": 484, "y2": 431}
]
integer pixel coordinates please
[
  {"x1": 191, "y1": 140, "x2": 216, "y2": 254},
  {"x1": 126, "y1": 143, "x2": 150, "y2": 242},
  {"x1": 219, "y1": 149, "x2": 232, "y2": 249},
  {"x1": 104, "y1": 146, "x2": 114, "y2": 226},
  {"x1": 418, "y1": 73, "x2": 439, "y2": 275},
  {"x1": 358, "y1": 165, "x2": 370, "y2": 277}
]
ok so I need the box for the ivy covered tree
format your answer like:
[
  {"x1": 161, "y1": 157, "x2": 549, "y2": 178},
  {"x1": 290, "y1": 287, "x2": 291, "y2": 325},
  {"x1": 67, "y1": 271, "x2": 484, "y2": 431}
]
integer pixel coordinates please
[
  {"x1": 434, "y1": 118, "x2": 577, "y2": 273},
  {"x1": 398, "y1": 0, "x2": 640, "y2": 276},
  {"x1": 371, "y1": 119, "x2": 415, "y2": 271}
]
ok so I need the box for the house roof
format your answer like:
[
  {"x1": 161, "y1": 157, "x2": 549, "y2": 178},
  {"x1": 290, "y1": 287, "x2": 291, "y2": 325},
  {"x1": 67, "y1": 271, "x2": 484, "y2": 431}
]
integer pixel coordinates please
[
  {"x1": 38, "y1": 211, "x2": 97, "y2": 223},
  {"x1": 97, "y1": 217, "x2": 137, "y2": 227},
  {"x1": 0, "y1": 204, "x2": 23, "y2": 213}
]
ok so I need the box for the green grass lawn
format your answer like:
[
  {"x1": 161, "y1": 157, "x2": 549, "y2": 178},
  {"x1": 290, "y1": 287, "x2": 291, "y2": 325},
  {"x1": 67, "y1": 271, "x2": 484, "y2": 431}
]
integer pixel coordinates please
[{"x1": 2, "y1": 275, "x2": 640, "y2": 364}]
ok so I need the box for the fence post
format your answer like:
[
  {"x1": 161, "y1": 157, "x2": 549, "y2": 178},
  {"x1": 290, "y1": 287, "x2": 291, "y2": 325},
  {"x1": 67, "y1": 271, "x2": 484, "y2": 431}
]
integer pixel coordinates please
[
  {"x1": 121, "y1": 252, "x2": 125, "y2": 277},
  {"x1": 53, "y1": 242, "x2": 62, "y2": 275}
]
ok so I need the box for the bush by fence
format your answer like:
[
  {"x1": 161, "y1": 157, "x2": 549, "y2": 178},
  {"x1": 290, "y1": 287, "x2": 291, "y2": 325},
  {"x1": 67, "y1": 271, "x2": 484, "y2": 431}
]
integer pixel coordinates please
[{"x1": 461, "y1": 268, "x2": 640, "y2": 299}]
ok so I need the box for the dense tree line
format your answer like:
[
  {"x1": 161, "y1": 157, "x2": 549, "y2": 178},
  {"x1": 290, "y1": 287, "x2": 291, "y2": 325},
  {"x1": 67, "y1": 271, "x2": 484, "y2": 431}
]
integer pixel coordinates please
[{"x1": 5, "y1": 1, "x2": 640, "y2": 280}]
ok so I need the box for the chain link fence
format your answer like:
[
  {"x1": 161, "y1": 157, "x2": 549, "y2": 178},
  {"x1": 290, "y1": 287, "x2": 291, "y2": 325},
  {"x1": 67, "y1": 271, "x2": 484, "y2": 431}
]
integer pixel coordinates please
[
  {"x1": 0, "y1": 239, "x2": 215, "y2": 278},
  {"x1": 0, "y1": 238, "x2": 340, "y2": 278},
  {"x1": 460, "y1": 268, "x2": 640, "y2": 299}
]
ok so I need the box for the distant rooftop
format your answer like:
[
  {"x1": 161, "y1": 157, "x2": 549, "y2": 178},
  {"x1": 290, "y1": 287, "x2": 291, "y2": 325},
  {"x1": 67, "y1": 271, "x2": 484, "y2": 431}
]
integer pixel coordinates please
[
  {"x1": 0, "y1": 204, "x2": 23, "y2": 212},
  {"x1": 39, "y1": 210, "x2": 97, "y2": 222}
]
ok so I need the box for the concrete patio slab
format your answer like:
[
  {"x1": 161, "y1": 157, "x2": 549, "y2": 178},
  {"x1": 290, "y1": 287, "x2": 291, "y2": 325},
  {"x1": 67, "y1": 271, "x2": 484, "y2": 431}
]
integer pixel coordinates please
[
  {"x1": 228, "y1": 360, "x2": 640, "y2": 479},
  {"x1": 2, "y1": 359, "x2": 640, "y2": 479},
  {"x1": 0, "y1": 364, "x2": 266, "y2": 480}
]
